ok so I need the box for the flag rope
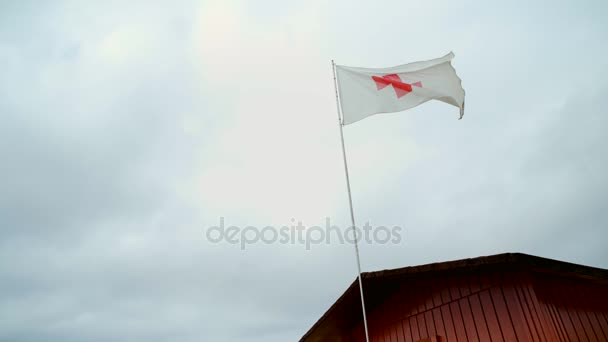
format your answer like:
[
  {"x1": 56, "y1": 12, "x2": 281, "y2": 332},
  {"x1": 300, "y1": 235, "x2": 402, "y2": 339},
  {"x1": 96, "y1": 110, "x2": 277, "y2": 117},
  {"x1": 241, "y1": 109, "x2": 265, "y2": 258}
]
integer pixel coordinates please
[{"x1": 331, "y1": 60, "x2": 370, "y2": 342}]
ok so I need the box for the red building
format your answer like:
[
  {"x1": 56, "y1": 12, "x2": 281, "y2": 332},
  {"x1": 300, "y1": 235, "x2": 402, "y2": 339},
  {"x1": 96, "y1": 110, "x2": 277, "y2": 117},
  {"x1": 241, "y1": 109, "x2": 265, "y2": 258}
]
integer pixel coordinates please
[{"x1": 301, "y1": 253, "x2": 608, "y2": 341}]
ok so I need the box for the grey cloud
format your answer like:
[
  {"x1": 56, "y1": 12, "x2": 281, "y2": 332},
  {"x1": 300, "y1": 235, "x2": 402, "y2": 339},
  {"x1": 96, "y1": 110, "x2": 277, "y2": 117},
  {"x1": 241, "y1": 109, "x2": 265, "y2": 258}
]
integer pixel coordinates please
[{"x1": 1, "y1": 1, "x2": 608, "y2": 341}]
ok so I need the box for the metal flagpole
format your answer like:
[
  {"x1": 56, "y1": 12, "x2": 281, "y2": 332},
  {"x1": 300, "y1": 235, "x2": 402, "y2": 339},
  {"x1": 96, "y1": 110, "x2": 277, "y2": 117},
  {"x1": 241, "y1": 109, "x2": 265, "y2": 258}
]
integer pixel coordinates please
[{"x1": 331, "y1": 60, "x2": 370, "y2": 342}]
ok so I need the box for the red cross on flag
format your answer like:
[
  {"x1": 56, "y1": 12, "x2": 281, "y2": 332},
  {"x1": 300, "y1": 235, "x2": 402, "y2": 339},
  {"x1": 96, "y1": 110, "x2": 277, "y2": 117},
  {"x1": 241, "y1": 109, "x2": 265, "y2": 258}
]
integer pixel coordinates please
[{"x1": 335, "y1": 52, "x2": 465, "y2": 125}]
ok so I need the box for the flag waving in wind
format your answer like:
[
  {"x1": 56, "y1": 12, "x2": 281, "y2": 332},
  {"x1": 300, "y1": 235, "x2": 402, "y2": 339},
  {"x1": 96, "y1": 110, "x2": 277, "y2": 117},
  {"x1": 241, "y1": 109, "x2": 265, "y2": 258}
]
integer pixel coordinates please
[
  {"x1": 330, "y1": 52, "x2": 466, "y2": 342},
  {"x1": 335, "y1": 52, "x2": 465, "y2": 125}
]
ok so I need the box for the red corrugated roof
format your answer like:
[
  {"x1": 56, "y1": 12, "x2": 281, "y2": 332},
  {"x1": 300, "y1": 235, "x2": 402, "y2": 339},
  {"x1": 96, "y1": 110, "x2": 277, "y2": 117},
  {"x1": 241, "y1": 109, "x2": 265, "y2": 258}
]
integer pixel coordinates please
[{"x1": 300, "y1": 253, "x2": 608, "y2": 341}]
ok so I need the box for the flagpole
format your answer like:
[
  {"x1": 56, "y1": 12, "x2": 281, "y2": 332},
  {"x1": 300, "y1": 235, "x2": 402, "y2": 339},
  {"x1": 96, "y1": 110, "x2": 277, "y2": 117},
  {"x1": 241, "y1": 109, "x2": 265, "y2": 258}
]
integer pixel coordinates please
[{"x1": 331, "y1": 60, "x2": 370, "y2": 342}]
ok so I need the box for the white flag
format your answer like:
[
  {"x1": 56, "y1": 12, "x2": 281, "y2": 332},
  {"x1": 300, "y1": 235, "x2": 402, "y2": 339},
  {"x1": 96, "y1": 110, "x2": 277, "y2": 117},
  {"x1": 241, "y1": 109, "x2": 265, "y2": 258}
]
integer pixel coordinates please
[{"x1": 336, "y1": 52, "x2": 465, "y2": 125}]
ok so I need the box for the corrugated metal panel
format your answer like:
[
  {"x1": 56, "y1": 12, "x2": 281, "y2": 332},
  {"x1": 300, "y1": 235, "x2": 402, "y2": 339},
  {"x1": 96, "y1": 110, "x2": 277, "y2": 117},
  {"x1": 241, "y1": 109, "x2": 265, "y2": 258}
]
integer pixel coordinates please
[
  {"x1": 534, "y1": 276, "x2": 608, "y2": 342},
  {"x1": 348, "y1": 271, "x2": 608, "y2": 342}
]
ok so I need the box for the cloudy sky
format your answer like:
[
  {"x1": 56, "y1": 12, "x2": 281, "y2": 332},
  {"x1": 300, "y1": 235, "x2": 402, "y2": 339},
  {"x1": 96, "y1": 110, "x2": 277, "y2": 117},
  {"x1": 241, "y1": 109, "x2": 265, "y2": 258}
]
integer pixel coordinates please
[{"x1": 1, "y1": 0, "x2": 607, "y2": 341}]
